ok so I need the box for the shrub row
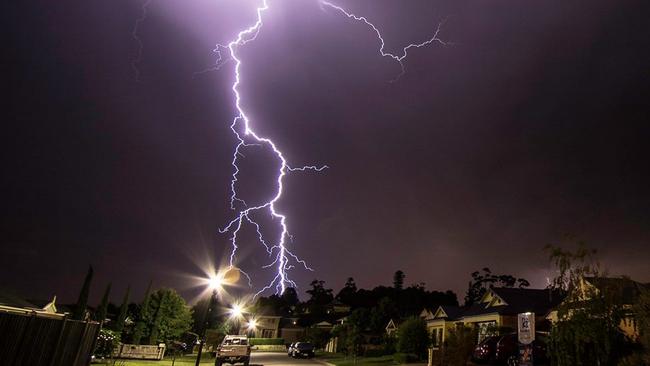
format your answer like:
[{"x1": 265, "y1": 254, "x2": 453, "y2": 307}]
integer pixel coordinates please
[
  {"x1": 393, "y1": 352, "x2": 419, "y2": 364},
  {"x1": 249, "y1": 338, "x2": 285, "y2": 346}
]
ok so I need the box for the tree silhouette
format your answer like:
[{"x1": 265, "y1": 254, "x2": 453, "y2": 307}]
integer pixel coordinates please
[
  {"x1": 73, "y1": 265, "x2": 93, "y2": 320},
  {"x1": 95, "y1": 282, "x2": 111, "y2": 323}
]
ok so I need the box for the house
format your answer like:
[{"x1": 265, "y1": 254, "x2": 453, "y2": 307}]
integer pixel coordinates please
[
  {"x1": 425, "y1": 305, "x2": 464, "y2": 348},
  {"x1": 326, "y1": 299, "x2": 352, "y2": 315},
  {"x1": 278, "y1": 317, "x2": 305, "y2": 343},
  {"x1": 245, "y1": 315, "x2": 282, "y2": 338},
  {"x1": 0, "y1": 288, "x2": 62, "y2": 319},
  {"x1": 546, "y1": 276, "x2": 649, "y2": 339},
  {"x1": 424, "y1": 287, "x2": 563, "y2": 346},
  {"x1": 385, "y1": 318, "x2": 399, "y2": 336}
]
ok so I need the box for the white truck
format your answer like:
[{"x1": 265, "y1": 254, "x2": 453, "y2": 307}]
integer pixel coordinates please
[{"x1": 215, "y1": 335, "x2": 251, "y2": 366}]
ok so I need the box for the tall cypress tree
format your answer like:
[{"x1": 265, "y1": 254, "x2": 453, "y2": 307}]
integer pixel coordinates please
[
  {"x1": 148, "y1": 290, "x2": 167, "y2": 345},
  {"x1": 132, "y1": 280, "x2": 153, "y2": 345},
  {"x1": 73, "y1": 265, "x2": 94, "y2": 320},
  {"x1": 96, "y1": 283, "x2": 111, "y2": 323},
  {"x1": 114, "y1": 285, "x2": 131, "y2": 334}
]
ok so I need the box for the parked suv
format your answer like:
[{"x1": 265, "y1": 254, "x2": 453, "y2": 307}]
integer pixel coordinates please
[
  {"x1": 290, "y1": 342, "x2": 315, "y2": 358},
  {"x1": 215, "y1": 335, "x2": 251, "y2": 366}
]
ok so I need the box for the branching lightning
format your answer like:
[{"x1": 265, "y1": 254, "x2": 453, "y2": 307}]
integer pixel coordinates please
[
  {"x1": 215, "y1": 0, "x2": 327, "y2": 297},
  {"x1": 132, "y1": 0, "x2": 450, "y2": 297},
  {"x1": 320, "y1": 0, "x2": 451, "y2": 81},
  {"x1": 132, "y1": 0, "x2": 153, "y2": 82}
]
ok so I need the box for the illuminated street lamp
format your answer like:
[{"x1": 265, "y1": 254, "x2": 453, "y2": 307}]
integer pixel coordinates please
[
  {"x1": 229, "y1": 303, "x2": 244, "y2": 320},
  {"x1": 246, "y1": 318, "x2": 258, "y2": 337},
  {"x1": 195, "y1": 273, "x2": 224, "y2": 366},
  {"x1": 227, "y1": 302, "x2": 248, "y2": 335}
]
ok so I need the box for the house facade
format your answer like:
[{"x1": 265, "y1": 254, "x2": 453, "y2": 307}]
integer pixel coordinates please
[
  {"x1": 423, "y1": 287, "x2": 562, "y2": 347},
  {"x1": 546, "y1": 276, "x2": 649, "y2": 339}
]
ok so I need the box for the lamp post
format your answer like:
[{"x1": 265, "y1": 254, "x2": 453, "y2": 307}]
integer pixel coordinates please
[{"x1": 195, "y1": 277, "x2": 221, "y2": 366}]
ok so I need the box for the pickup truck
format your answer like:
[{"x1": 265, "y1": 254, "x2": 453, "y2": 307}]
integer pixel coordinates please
[{"x1": 215, "y1": 335, "x2": 251, "y2": 366}]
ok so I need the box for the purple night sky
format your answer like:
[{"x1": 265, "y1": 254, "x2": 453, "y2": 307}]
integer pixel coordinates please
[{"x1": 3, "y1": 0, "x2": 650, "y2": 304}]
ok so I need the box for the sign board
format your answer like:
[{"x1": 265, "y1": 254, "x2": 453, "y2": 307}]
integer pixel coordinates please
[{"x1": 517, "y1": 312, "x2": 535, "y2": 345}]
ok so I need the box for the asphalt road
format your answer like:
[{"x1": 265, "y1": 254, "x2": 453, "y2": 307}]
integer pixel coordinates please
[{"x1": 250, "y1": 352, "x2": 325, "y2": 366}]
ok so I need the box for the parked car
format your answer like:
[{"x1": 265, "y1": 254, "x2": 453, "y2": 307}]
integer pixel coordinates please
[
  {"x1": 471, "y1": 335, "x2": 501, "y2": 364},
  {"x1": 290, "y1": 342, "x2": 315, "y2": 358},
  {"x1": 494, "y1": 332, "x2": 549, "y2": 365},
  {"x1": 287, "y1": 342, "x2": 296, "y2": 356},
  {"x1": 215, "y1": 335, "x2": 251, "y2": 366}
]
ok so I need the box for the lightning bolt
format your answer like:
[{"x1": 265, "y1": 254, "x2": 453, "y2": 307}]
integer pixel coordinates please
[
  {"x1": 217, "y1": 0, "x2": 449, "y2": 296},
  {"x1": 320, "y1": 0, "x2": 451, "y2": 81},
  {"x1": 132, "y1": 0, "x2": 450, "y2": 297},
  {"x1": 132, "y1": 0, "x2": 153, "y2": 82},
  {"x1": 216, "y1": 0, "x2": 327, "y2": 297}
]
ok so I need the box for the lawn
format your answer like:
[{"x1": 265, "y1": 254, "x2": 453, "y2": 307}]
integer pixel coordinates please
[
  {"x1": 317, "y1": 353, "x2": 397, "y2": 366},
  {"x1": 107, "y1": 353, "x2": 215, "y2": 366}
]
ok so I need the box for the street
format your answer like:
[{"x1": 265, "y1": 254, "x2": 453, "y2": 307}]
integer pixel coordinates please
[{"x1": 250, "y1": 352, "x2": 325, "y2": 366}]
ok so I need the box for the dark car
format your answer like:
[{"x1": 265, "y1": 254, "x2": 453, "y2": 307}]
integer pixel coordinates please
[
  {"x1": 472, "y1": 335, "x2": 501, "y2": 364},
  {"x1": 494, "y1": 333, "x2": 549, "y2": 365},
  {"x1": 290, "y1": 342, "x2": 315, "y2": 358}
]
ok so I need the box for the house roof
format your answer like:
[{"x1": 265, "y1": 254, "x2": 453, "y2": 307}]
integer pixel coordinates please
[
  {"x1": 427, "y1": 287, "x2": 565, "y2": 322},
  {"x1": 583, "y1": 277, "x2": 649, "y2": 304},
  {"x1": 0, "y1": 288, "x2": 40, "y2": 310},
  {"x1": 488, "y1": 287, "x2": 564, "y2": 315}
]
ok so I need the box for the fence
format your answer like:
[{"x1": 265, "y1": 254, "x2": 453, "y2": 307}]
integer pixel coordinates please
[{"x1": 0, "y1": 311, "x2": 100, "y2": 366}]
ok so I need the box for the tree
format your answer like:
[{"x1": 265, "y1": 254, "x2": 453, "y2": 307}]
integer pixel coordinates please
[
  {"x1": 305, "y1": 327, "x2": 331, "y2": 350},
  {"x1": 73, "y1": 265, "x2": 93, "y2": 320},
  {"x1": 330, "y1": 308, "x2": 369, "y2": 357},
  {"x1": 396, "y1": 317, "x2": 429, "y2": 360},
  {"x1": 144, "y1": 288, "x2": 193, "y2": 345},
  {"x1": 441, "y1": 326, "x2": 478, "y2": 366},
  {"x1": 393, "y1": 270, "x2": 405, "y2": 290},
  {"x1": 281, "y1": 287, "x2": 300, "y2": 310},
  {"x1": 306, "y1": 279, "x2": 334, "y2": 317},
  {"x1": 191, "y1": 294, "x2": 221, "y2": 335},
  {"x1": 306, "y1": 280, "x2": 334, "y2": 304},
  {"x1": 132, "y1": 281, "x2": 153, "y2": 345},
  {"x1": 369, "y1": 297, "x2": 398, "y2": 333},
  {"x1": 95, "y1": 283, "x2": 111, "y2": 323},
  {"x1": 336, "y1": 277, "x2": 358, "y2": 306},
  {"x1": 545, "y1": 243, "x2": 631, "y2": 366},
  {"x1": 114, "y1": 285, "x2": 131, "y2": 335},
  {"x1": 631, "y1": 288, "x2": 650, "y2": 364},
  {"x1": 464, "y1": 267, "x2": 529, "y2": 305}
]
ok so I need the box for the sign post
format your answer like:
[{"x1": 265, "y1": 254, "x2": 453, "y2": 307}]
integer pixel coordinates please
[{"x1": 517, "y1": 312, "x2": 535, "y2": 366}]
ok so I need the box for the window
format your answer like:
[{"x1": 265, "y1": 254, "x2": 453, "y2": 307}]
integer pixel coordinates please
[
  {"x1": 262, "y1": 329, "x2": 275, "y2": 338},
  {"x1": 477, "y1": 321, "x2": 497, "y2": 343},
  {"x1": 432, "y1": 328, "x2": 443, "y2": 348}
]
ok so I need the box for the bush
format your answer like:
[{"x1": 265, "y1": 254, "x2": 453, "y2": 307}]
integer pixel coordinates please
[
  {"x1": 394, "y1": 352, "x2": 419, "y2": 363},
  {"x1": 396, "y1": 317, "x2": 429, "y2": 360},
  {"x1": 93, "y1": 328, "x2": 121, "y2": 359},
  {"x1": 443, "y1": 326, "x2": 477, "y2": 366},
  {"x1": 363, "y1": 348, "x2": 386, "y2": 357},
  {"x1": 249, "y1": 338, "x2": 285, "y2": 345}
]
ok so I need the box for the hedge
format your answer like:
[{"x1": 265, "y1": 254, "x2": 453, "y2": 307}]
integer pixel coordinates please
[
  {"x1": 393, "y1": 353, "x2": 419, "y2": 364},
  {"x1": 249, "y1": 338, "x2": 285, "y2": 346}
]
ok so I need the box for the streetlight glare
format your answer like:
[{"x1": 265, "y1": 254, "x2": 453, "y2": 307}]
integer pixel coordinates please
[
  {"x1": 247, "y1": 319, "x2": 258, "y2": 330},
  {"x1": 208, "y1": 275, "x2": 223, "y2": 291},
  {"x1": 229, "y1": 303, "x2": 244, "y2": 319}
]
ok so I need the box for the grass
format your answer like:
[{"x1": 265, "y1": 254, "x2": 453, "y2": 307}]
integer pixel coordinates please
[
  {"x1": 104, "y1": 353, "x2": 215, "y2": 366},
  {"x1": 317, "y1": 353, "x2": 397, "y2": 366}
]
